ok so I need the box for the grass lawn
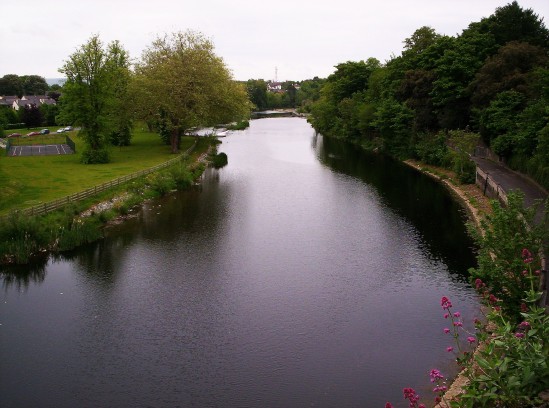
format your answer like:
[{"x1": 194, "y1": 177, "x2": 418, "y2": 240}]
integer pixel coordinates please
[{"x1": 0, "y1": 127, "x2": 196, "y2": 215}]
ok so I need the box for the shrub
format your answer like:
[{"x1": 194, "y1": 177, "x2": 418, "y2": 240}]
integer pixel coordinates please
[
  {"x1": 146, "y1": 172, "x2": 176, "y2": 196},
  {"x1": 211, "y1": 152, "x2": 228, "y2": 168},
  {"x1": 468, "y1": 192, "x2": 547, "y2": 321},
  {"x1": 81, "y1": 147, "x2": 110, "y2": 164}
]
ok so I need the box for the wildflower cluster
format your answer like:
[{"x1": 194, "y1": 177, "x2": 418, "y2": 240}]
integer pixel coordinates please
[
  {"x1": 440, "y1": 296, "x2": 477, "y2": 367},
  {"x1": 385, "y1": 387, "x2": 426, "y2": 408},
  {"x1": 386, "y1": 250, "x2": 548, "y2": 407}
]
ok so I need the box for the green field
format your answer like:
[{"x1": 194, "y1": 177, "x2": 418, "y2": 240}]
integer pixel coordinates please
[{"x1": 0, "y1": 127, "x2": 196, "y2": 215}]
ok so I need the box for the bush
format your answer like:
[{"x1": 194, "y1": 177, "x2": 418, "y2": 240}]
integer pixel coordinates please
[
  {"x1": 468, "y1": 192, "x2": 547, "y2": 321},
  {"x1": 146, "y1": 172, "x2": 176, "y2": 196},
  {"x1": 211, "y1": 152, "x2": 228, "y2": 168},
  {"x1": 169, "y1": 165, "x2": 194, "y2": 189},
  {"x1": 227, "y1": 120, "x2": 249, "y2": 130},
  {"x1": 81, "y1": 147, "x2": 110, "y2": 164},
  {"x1": 0, "y1": 212, "x2": 49, "y2": 263},
  {"x1": 414, "y1": 133, "x2": 451, "y2": 167},
  {"x1": 56, "y1": 217, "x2": 102, "y2": 251}
]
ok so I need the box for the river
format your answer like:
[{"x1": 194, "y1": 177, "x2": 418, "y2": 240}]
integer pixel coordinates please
[{"x1": 0, "y1": 118, "x2": 479, "y2": 408}]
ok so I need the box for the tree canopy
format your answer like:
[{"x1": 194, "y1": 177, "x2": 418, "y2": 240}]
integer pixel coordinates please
[
  {"x1": 133, "y1": 31, "x2": 251, "y2": 153},
  {"x1": 59, "y1": 35, "x2": 131, "y2": 163},
  {"x1": 0, "y1": 74, "x2": 49, "y2": 97},
  {"x1": 308, "y1": 1, "x2": 549, "y2": 190}
]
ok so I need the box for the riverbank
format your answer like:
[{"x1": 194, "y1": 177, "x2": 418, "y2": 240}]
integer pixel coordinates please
[
  {"x1": 402, "y1": 160, "x2": 490, "y2": 407},
  {"x1": 0, "y1": 140, "x2": 215, "y2": 265},
  {"x1": 404, "y1": 160, "x2": 492, "y2": 230}
]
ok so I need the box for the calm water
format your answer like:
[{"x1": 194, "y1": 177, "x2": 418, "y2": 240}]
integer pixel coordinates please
[{"x1": 1, "y1": 118, "x2": 479, "y2": 408}]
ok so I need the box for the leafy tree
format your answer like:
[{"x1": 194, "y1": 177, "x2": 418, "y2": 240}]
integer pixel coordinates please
[
  {"x1": 327, "y1": 59, "x2": 381, "y2": 102},
  {"x1": 246, "y1": 79, "x2": 268, "y2": 110},
  {"x1": 59, "y1": 35, "x2": 131, "y2": 163},
  {"x1": 282, "y1": 81, "x2": 297, "y2": 108},
  {"x1": 133, "y1": 30, "x2": 251, "y2": 153},
  {"x1": 21, "y1": 75, "x2": 49, "y2": 95},
  {"x1": 20, "y1": 103, "x2": 43, "y2": 128},
  {"x1": 0, "y1": 74, "x2": 24, "y2": 96},
  {"x1": 470, "y1": 41, "x2": 548, "y2": 108},
  {"x1": 479, "y1": 1, "x2": 549, "y2": 48},
  {"x1": 397, "y1": 69, "x2": 437, "y2": 131},
  {"x1": 431, "y1": 25, "x2": 496, "y2": 129},
  {"x1": 373, "y1": 97, "x2": 414, "y2": 156},
  {"x1": 447, "y1": 129, "x2": 479, "y2": 183},
  {"x1": 39, "y1": 103, "x2": 59, "y2": 126},
  {"x1": 295, "y1": 77, "x2": 325, "y2": 112},
  {"x1": 479, "y1": 90, "x2": 525, "y2": 151}
]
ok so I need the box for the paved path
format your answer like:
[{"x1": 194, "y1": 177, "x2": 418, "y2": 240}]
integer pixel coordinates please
[{"x1": 472, "y1": 157, "x2": 547, "y2": 207}]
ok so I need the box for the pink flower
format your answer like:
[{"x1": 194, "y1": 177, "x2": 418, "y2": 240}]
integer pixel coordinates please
[
  {"x1": 467, "y1": 336, "x2": 476, "y2": 344},
  {"x1": 403, "y1": 388, "x2": 421, "y2": 405},
  {"x1": 443, "y1": 328, "x2": 450, "y2": 334},
  {"x1": 515, "y1": 332, "x2": 525, "y2": 339},
  {"x1": 519, "y1": 321, "x2": 531, "y2": 329},
  {"x1": 433, "y1": 385, "x2": 447, "y2": 393},
  {"x1": 521, "y1": 303, "x2": 528, "y2": 312},
  {"x1": 474, "y1": 278, "x2": 484, "y2": 289},
  {"x1": 453, "y1": 312, "x2": 461, "y2": 318},
  {"x1": 429, "y1": 369, "x2": 444, "y2": 383},
  {"x1": 385, "y1": 403, "x2": 394, "y2": 408},
  {"x1": 441, "y1": 296, "x2": 452, "y2": 310},
  {"x1": 453, "y1": 321, "x2": 463, "y2": 327},
  {"x1": 446, "y1": 346, "x2": 454, "y2": 352},
  {"x1": 444, "y1": 313, "x2": 449, "y2": 319},
  {"x1": 535, "y1": 270, "x2": 541, "y2": 276}
]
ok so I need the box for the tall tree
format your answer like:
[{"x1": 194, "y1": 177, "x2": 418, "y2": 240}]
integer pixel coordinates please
[
  {"x1": 246, "y1": 79, "x2": 268, "y2": 111},
  {"x1": 59, "y1": 36, "x2": 131, "y2": 163},
  {"x1": 0, "y1": 74, "x2": 23, "y2": 96},
  {"x1": 21, "y1": 103, "x2": 43, "y2": 128},
  {"x1": 21, "y1": 75, "x2": 49, "y2": 95},
  {"x1": 133, "y1": 31, "x2": 251, "y2": 153}
]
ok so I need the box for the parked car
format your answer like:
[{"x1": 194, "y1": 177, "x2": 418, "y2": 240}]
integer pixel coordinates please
[
  {"x1": 64, "y1": 126, "x2": 73, "y2": 131},
  {"x1": 40, "y1": 129, "x2": 50, "y2": 134},
  {"x1": 56, "y1": 128, "x2": 65, "y2": 133},
  {"x1": 7, "y1": 133, "x2": 21, "y2": 138},
  {"x1": 26, "y1": 131, "x2": 41, "y2": 136}
]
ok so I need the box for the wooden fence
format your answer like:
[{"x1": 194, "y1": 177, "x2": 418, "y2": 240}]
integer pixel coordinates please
[{"x1": 1, "y1": 141, "x2": 197, "y2": 221}]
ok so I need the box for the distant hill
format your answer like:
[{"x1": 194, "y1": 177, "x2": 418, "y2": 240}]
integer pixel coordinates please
[{"x1": 46, "y1": 78, "x2": 66, "y2": 86}]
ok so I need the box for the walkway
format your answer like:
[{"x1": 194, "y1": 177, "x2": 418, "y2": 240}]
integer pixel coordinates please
[{"x1": 472, "y1": 156, "x2": 547, "y2": 209}]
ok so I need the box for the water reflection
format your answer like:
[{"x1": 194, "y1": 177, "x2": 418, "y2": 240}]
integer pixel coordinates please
[
  {"x1": 1, "y1": 119, "x2": 479, "y2": 408},
  {"x1": 314, "y1": 133, "x2": 476, "y2": 277},
  {"x1": 1, "y1": 262, "x2": 46, "y2": 291}
]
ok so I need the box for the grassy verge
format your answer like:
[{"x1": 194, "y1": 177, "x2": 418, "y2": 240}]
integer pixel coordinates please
[
  {"x1": 0, "y1": 136, "x2": 213, "y2": 264},
  {"x1": 0, "y1": 127, "x2": 195, "y2": 215}
]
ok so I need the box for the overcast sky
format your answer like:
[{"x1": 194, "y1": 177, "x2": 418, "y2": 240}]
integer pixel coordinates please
[{"x1": 1, "y1": 0, "x2": 548, "y2": 82}]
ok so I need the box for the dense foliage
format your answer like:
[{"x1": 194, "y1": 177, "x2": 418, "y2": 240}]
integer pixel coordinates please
[
  {"x1": 132, "y1": 31, "x2": 251, "y2": 153},
  {"x1": 59, "y1": 36, "x2": 131, "y2": 163},
  {"x1": 308, "y1": 2, "x2": 549, "y2": 189},
  {"x1": 245, "y1": 77, "x2": 325, "y2": 111},
  {"x1": 0, "y1": 74, "x2": 49, "y2": 96}
]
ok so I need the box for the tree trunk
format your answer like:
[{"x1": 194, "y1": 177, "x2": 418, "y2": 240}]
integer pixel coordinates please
[{"x1": 170, "y1": 128, "x2": 178, "y2": 154}]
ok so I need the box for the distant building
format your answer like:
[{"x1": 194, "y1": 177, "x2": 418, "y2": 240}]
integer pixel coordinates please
[{"x1": 0, "y1": 95, "x2": 56, "y2": 110}]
